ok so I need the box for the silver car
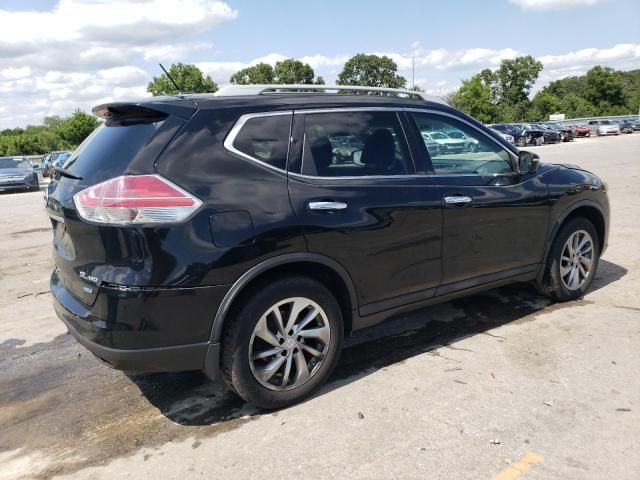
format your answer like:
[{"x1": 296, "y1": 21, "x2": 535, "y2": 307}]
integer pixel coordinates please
[{"x1": 588, "y1": 120, "x2": 620, "y2": 136}]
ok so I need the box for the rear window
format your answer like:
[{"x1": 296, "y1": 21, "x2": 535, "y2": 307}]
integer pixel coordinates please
[{"x1": 61, "y1": 121, "x2": 168, "y2": 184}]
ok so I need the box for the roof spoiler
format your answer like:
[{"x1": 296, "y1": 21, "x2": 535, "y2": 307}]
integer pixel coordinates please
[{"x1": 92, "y1": 100, "x2": 197, "y2": 125}]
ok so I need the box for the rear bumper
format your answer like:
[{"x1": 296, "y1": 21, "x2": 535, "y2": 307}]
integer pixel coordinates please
[{"x1": 51, "y1": 270, "x2": 227, "y2": 377}]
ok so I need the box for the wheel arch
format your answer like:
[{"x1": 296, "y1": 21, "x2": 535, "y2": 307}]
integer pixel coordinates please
[
  {"x1": 208, "y1": 253, "x2": 358, "y2": 345},
  {"x1": 537, "y1": 200, "x2": 606, "y2": 283}
]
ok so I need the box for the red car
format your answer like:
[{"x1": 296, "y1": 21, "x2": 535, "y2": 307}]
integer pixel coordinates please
[{"x1": 569, "y1": 125, "x2": 591, "y2": 137}]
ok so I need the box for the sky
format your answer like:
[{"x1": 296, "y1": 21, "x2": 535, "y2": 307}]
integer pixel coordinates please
[{"x1": 0, "y1": 0, "x2": 639, "y2": 129}]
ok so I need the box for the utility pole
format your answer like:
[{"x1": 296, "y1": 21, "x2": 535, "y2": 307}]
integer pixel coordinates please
[{"x1": 412, "y1": 57, "x2": 415, "y2": 89}]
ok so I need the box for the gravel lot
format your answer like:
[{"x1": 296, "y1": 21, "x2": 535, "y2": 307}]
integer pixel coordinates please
[{"x1": 1, "y1": 134, "x2": 639, "y2": 480}]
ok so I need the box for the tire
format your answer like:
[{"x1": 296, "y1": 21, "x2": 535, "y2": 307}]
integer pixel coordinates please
[
  {"x1": 537, "y1": 217, "x2": 600, "y2": 301},
  {"x1": 221, "y1": 276, "x2": 344, "y2": 409},
  {"x1": 586, "y1": 132, "x2": 590, "y2": 137},
  {"x1": 517, "y1": 136, "x2": 527, "y2": 147}
]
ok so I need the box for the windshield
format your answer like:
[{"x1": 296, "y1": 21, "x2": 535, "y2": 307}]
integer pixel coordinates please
[
  {"x1": 0, "y1": 158, "x2": 30, "y2": 169},
  {"x1": 601, "y1": 120, "x2": 612, "y2": 125}
]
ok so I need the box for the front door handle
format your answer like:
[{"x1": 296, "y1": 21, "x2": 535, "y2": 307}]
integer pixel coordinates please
[
  {"x1": 444, "y1": 195, "x2": 472, "y2": 205},
  {"x1": 308, "y1": 201, "x2": 348, "y2": 211}
]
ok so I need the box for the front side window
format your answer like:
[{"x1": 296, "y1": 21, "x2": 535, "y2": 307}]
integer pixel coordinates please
[
  {"x1": 411, "y1": 112, "x2": 513, "y2": 175},
  {"x1": 232, "y1": 113, "x2": 292, "y2": 170},
  {"x1": 300, "y1": 111, "x2": 412, "y2": 177}
]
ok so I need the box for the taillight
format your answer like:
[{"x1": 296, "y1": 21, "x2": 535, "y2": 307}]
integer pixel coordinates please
[{"x1": 73, "y1": 174, "x2": 202, "y2": 225}]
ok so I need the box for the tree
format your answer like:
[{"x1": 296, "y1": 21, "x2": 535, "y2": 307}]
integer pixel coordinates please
[
  {"x1": 450, "y1": 70, "x2": 497, "y2": 123},
  {"x1": 230, "y1": 59, "x2": 324, "y2": 85},
  {"x1": 58, "y1": 110, "x2": 99, "y2": 146},
  {"x1": 230, "y1": 63, "x2": 275, "y2": 85},
  {"x1": 529, "y1": 90, "x2": 561, "y2": 121},
  {"x1": 274, "y1": 59, "x2": 324, "y2": 84},
  {"x1": 584, "y1": 66, "x2": 626, "y2": 109},
  {"x1": 494, "y1": 56, "x2": 543, "y2": 107},
  {"x1": 147, "y1": 63, "x2": 218, "y2": 95},
  {"x1": 337, "y1": 54, "x2": 407, "y2": 89},
  {"x1": 43, "y1": 115, "x2": 64, "y2": 129}
]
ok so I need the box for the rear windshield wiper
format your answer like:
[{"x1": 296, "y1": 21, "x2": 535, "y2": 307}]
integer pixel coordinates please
[{"x1": 53, "y1": 166, "x2": 83, "y2": 180}]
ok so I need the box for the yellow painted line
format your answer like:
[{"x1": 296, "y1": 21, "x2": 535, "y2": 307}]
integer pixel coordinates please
[{"x1": 491, "y1": 453, "x2": 544, "y2": 480}]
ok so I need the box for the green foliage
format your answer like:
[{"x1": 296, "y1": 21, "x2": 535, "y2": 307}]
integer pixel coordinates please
[
  {"x1": 337, "y1": 54, "x2": 406, "y2": 89},
  {"x1": 230, "y1": 63, "x2": 275, "y2": 85},
  {"x1": 230, "y1": 59, "x2": 323, "y2": 85},
  {"x1": 0, "y1": 110, "x2": 98, "y2": 156},
  {"x1": 57, "y1": 110, "x2": 99, "y2": 146},
  {"x1": 494, "y1": 56, "x2": 543, "y2": 107},
  {"x1": 584, "y1": 66, "x2": 626, "y2": 108},
  {"x1": 453, "y1": 57, "x2": 638, "y2": 122},
  {"x1": 529, "y1": 90, "x2": 561, "y2": 121},
  {"x1": 451, "y1": 71, "x2": 497, "y2": 124},
  {"x1": 530, "y1": 66, "x2": 638, "y2": 120},
  {"x1": 147, "y1": 63, "x2": 218, "y2": 95}
]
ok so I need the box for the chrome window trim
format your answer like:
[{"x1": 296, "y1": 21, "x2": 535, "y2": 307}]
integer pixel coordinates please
[
  {"x1": 294, "y1": 107, "x2": 419, "y2": 180},
  {"x1": 404, "y1": 107, "x2": 520, "y2": 174},
  {"x1": 223, "y1": 110, "x2": 294, "y2": 174}
]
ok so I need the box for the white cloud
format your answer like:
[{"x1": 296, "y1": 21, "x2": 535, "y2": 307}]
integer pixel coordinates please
[{"x1": 509, "y1": 0, "x2": 607, "y2": 11}]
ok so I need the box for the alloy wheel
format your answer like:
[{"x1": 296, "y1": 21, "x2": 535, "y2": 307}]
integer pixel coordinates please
[
  {"x1": 560, "y1": 230, "x2": 594, "y2": 290},
  {"x1": 249, "y1": 297, "x2": 331, "y2": 391}
]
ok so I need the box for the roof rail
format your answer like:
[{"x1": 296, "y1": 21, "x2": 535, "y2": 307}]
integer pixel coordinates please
[{"x1": 213, "y1": 84, "x2": 448, "y2": 105}]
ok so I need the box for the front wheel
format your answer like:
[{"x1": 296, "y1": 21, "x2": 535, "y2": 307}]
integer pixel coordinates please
[
  {"x1": 537, "y1": 218, "x2": 600, "y2": 301},
  {"x1": 516, "y1": 136, "x2": 527, "y2": 147},
  {"x1": 221, "y1": 276, "x2": 343, "y2": 409}
]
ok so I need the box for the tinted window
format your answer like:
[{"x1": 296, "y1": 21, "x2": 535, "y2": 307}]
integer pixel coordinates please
[
  {"x1": 232, "y1": 114, "x2": 292, "y2": 170},
  {"x1": 61, "y1": 121, "x2": 166, "y2": 183},
  {"x1": 411, "y1": 112, "x2": 513, "y2": 175},
  {"x1": 301, "y1": 111, "x2": 412, "y2": 177}
]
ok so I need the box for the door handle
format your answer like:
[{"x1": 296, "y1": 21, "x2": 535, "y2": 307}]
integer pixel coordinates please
[
  {"x1": 444, "y1": 195, "x2": 472, "y2": 205},
  {"x1": 308, "y1": 201, "x2": 348, "y2": 211}
]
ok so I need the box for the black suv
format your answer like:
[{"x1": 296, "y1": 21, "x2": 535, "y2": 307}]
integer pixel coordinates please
[{"x1": 48, "y1": 85, "x2": 609, "y2": 409}]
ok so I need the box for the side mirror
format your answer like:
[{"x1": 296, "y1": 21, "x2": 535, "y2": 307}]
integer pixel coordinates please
[{"x1": 518, "y1": 150, "x2": 539, "y2": 174}]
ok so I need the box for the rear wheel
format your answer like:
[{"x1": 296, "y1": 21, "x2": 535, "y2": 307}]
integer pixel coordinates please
[
  {"x1": 221, "y1": 276, "x2": 343, "y2": 409},
  {"x1": 517, "y1": 136, "x2": 527, "y2": 147},
  {"x1": 537, "y1": 217, "x2": 599, "y2": 301}
]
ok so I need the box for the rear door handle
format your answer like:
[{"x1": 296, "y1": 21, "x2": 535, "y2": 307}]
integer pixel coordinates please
[
  {"x1": 444, "y1": 195, "x2": 472, "y2": 205},
  {"x1": 308, "y1": 201, "x2": 348, "y2": 211}
]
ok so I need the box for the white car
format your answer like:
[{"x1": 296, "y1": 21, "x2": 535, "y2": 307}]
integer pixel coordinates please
[{"x1": 423, "y1": 131, "x2": 466, "y2": 153}]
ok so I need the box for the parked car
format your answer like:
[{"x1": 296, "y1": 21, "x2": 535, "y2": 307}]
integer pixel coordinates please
[
  {"x1": 628, "y1": 119, "x2": 640, "y2": 131},
  {"x1": 545, "y1": 123, "x2": 574, "y2": 142},
  {"x1": 532, "y1": 123, "x2": 561, "y2": 144},
  {"x1": 0, "y1": 156, "x2": 40, "y2": 192},
  {"x1": 423, "y1": 130, "x2": 467, "y2": 153},
  {"x1": 45, "y1": 151, "x2": 72, "y2": 177},
  {"x1": 47, "y1": 85, "x2": 610, "y2": 409},
  {"x1": 508, "y1": 123, "x2": 547, "y2": 146},
  {"x1": 488, "y1": 127, "x2": 515, "y2": 144},
  {"x1": 614, "y1": 120, "x2": 634, "y2": 134},
  {"x1": 567, "y1": 124, "x2": 591, "y2": 138},
  {"x1": 587, "y1": 120, "x2": 620, "y2": 136},
  {"x1": 443, "y1": 129, "x2": 480, "y2": 151},
  {"x1": 488, "y1": 123, "x2": 544, "y2": 147},
  {"x1": 41, "y1": 153, "x2": 51, "y2": 177},
  {"x1": 420, "y1": 132, "x2": 444, "y2": 156}
]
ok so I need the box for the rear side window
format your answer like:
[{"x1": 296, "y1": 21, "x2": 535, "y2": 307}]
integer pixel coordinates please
[
  {"x1": 300, "y1": 111, "x2": 412, "y2": 177},
  {"x1": 230, "y1": 113, "x2": 292, "y2": 170},
  {"x1": 61, "y1": 121, "x2": 169, "y2": 184}
]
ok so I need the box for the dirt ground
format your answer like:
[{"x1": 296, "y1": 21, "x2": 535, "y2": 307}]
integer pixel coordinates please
[{"x1": 1, "y1": 134, "x2": 639, "y2": 480}]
